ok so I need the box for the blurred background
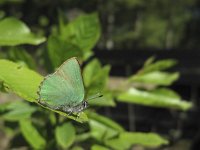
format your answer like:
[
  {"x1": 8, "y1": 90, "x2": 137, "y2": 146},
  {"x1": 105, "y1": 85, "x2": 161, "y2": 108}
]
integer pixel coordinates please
[{"x1": 0, "y1": 0, "x2": 200, "y2": 150}]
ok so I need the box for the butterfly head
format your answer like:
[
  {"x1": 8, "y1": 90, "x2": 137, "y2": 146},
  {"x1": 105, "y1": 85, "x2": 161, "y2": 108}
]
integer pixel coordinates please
[{"x1": 82, "y1": 101, "x2": 88, "y2": 109}]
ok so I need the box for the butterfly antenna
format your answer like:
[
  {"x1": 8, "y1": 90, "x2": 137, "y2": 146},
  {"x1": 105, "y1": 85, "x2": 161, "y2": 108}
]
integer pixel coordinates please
[{"x1": 86, "y1": 93, "x2": 103, "y2": 101}]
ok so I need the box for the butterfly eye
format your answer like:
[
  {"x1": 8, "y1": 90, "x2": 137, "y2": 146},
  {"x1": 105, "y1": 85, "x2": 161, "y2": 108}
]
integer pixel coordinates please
[{"x1": 83, "y1": 101, "x2": 88, "y2": 108}]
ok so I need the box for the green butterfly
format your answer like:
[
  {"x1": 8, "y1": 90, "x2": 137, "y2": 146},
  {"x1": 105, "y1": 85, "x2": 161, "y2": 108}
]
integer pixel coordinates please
[{"x1": 37, "y1": 57, "x2": 102, "y2": 115}]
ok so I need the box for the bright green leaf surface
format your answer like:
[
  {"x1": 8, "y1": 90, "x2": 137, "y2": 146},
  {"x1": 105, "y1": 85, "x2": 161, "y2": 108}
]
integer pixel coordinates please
[
  {"x1": 0, "y1": 59, "x2": 43, "y2": 102},
  {"x1": 141, "y1": 59, "x2": 177, "y2": 74},
  {"x1": 130, "y1": 71, "x2": 179, "y2": 86},
  {"x1": 0, "y1": 59, "x2": 88, "y2": 122},
  {"x1": 91, "y1": 145, "x2": 110, "y2": 150},
  {"x1": 105, "y1": 132, "x2": 169, "y2": 149},
  {"x1": 60, "y1": 13, "x2": 101, "y2": 54},
  {"x1": 20, "y1": 119, "x2": 46, "y2": 149},
  {"x1": 150, "y1": 88, "x2": 181, "y2": 99},
  {"x1": 55, "y1": 122, "x2": 75, "y2": 149},
  {"x1": 88, "y1": 112, "x2": 124, "y2": 141},
  {"x1": 0, "y1": 17, "x2": 46, "y2": 46},
  {"x1": 48, "y1": 35, "x2": 82, "y2": 68},
  {"x1": 118, "y1": 88, "x2": 192, "y2": 111},
  {"x1": 2, "y1": 101, "x2": 36, "y2": 121}
]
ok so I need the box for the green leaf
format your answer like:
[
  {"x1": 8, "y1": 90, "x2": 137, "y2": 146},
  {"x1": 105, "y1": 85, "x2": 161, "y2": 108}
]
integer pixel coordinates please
[
  {"x1": 47, "y1": 35, "x2": 82, "y2": 68},
  {"x1": 83, "y1": 59, "x2": 111, "y2": 96},
  {"x1": 88, "y1": 112, "x2": 124, "y2": 141},
  {"x1": 117, "y1": 88, "x2": 192, "y2": 111},
  {"x1": 0, "y1": 59, "x2": 43, "y2": 102},
  {"x1": 130, "y1": 71, "x2": 179, "y2": 86},
  {"x1": 83, "y1": 59, "x2": 101, "y2": 87},
  {"x1": 91, "y1": 145, "x2": 110, "y2": 150},
  {"x1": 2, "y1": 101, "x2": 36, "y2": 121},
  {"x1": 0, "y1": 59, "x2": 88, "y2": 122},
  {"x1": 0, "y1": 17, "x2": 46, "y2": 46},
  {"x1": 89, "y1": 91, "x2": 116, "y2": 107},
  {"x1": 20, "y1": 119, "x2": 46, "y2": 149},
  {"x1": 60, "y1": 13, "x2": 101, "y2": 58},
  {"x1": 105, "y1": 132, "x2": 169, "y2": 149},
  {"x1": 140, "y1": 59, "x2": 177, "y2": 74},
  {"x1": 6, "y1": 47, "x2": 36, "y2": 69},
  {"x1": 55, "y1": 122, "x2": 75, "y2": 149},
  {"x1": 150, "y1": 88, "x2": 181, "y2": 99}
]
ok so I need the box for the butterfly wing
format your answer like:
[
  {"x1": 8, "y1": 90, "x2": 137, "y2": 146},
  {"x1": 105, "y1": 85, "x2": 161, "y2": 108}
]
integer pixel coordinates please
[{"x1": 38, "y1": 57, "x2": 85, "y2": 107}]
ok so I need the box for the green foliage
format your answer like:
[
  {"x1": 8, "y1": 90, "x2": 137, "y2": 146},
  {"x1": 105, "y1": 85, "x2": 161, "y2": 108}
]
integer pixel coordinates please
[
  {"x1": 0, "y1": 17, "x2": 45, "y2": 46},
  {"x1": 129, "y1": 58, "x2": 179, "y2": 86},
  {"x1": 55, "y1": 122, "x2": 75, "y2": 149},
  {"x1": 4, "y1": 47, "x2": 37, "y2": 69},
  {"x1": 48, "y1": 35, "x2": 82, "y2": 68},
  {"x1": 59, "y1": 13, "x2": 101, "y2": 59},
  {"x1": 118, "y1": 88, "x2": 192, "y2": 111},
  {"x1": 1, "y1": 101, "x2": 36, "y2": 121},
  {"x1": 20, "y1": 119, "x2": 46, "y2": 149},
  {"x1": 88, "y1": 112, "x2": 124, "y2": 141},
  {"x1": 91, "y1": 145, "x2": 110, "y2": 150},
  {"x1": 105, "y1": 132, "x2": 169, "y2": 149},
  {"x1": 0, "y1": 12, "x2": 193, "y2": 150},
  {"x1": 130, "y1": 71, "x2": 179, "y2": 86},
  {"x1": 83, "y1": 59, "x2": 115, "y2": 106},
  {"x1": 0, "y1": 59, "x2": 43, "y2": 102}
]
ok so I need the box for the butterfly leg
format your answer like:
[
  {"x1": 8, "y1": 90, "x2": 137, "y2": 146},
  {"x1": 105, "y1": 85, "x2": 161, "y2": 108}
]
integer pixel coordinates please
[
  {"x1": 76, "y1": 112, "x2": 81, "y2": 119},
  {"x1": 67, "y1": 110, "x2": 73, "y2": 116}
]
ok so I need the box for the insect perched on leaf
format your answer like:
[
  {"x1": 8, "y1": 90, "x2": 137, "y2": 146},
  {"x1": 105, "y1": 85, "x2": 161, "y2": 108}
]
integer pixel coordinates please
[{"x1": 37, "y1": 57, "x2": 102, "y2": 116}]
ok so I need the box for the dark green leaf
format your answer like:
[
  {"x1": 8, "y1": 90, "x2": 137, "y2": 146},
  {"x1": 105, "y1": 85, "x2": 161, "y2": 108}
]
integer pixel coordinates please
[
  {"x1": 2, "y1": 101, "x2": 36, "y2": 121},
  {"x1": 55, "y1": 122, "x2": 75, "y2": 149},
  {"x1": 0, "y1": 17, "x2": 46, "y2": 46},
  {"x1": 117, "y1": 88, "x2": 192, "y2": 111},
  {"x1": 47, "y1": 35, "x2": 82, "y2": 68},
  {"x1": 6, "y1": 47, "x2": 36, "y2": 69},
  {"x1": 105, "y1": 132, "x2": 169, "y2": 149},
  {"x1": 59, "y1": 13, "x2": 101, "y2": 58},
  {"x1": 20, "y1": 119, "x2": 46, "y2": 149}
]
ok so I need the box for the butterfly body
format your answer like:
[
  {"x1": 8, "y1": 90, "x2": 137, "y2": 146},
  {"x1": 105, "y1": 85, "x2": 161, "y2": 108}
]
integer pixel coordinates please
[{"x1": 37, "y1": 57, "x2": 88, "y2": 114}]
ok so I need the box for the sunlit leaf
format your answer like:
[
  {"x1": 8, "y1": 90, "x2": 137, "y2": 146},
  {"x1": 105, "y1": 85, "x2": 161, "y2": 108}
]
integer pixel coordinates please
[
  {"x1": 150, "y1": 88, "x2": 181, "y2": 99},
  {"x1": 129, "y1": 71, "x2": 179, "y2": 86},
  {"x1": 105, "y1": 132, "x2": 169, "y2": 149},
  {"x1": 0, "y1": 59, "x2": 43, "y2": 102},
  {"x1": 117, "y1": 88, "x2": 192, "y2": 111},
  {"x1": 0, "y1": 17, "x2": 46, "y2": 46},
  {"x1": 140, "y1": 59, "x2": 177, "y2": 74}
]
